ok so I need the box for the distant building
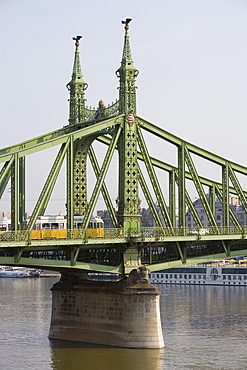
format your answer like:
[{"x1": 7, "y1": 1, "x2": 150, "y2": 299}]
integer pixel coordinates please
[
  {"x1": 97, "y1": 207, "x2": 165, "y2": 228},
  {"x1": 186, "y1": 196, "x2": 247, "y2": 227},
  {"x1": 0, "y1": 211, "x2": 11, "y2": 219}
]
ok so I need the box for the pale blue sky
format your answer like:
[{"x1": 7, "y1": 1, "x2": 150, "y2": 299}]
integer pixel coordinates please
[{"x1": 1, "y1": 0, "x2": 247, "y2": 214}]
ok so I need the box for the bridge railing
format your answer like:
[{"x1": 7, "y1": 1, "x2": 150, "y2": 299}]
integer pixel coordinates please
[{"x1": 0, "y1": 226, "x2": 246, "y2": 243}]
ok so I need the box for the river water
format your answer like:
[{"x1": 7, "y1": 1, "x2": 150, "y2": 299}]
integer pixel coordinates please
[{"x1": 0, "y1": 278, "x2": 246, "y2": 370}]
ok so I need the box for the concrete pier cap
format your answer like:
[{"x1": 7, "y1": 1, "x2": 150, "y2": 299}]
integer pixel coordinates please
[{"x1": 49, "y1": 266, "x2": 165, "y2": 348}]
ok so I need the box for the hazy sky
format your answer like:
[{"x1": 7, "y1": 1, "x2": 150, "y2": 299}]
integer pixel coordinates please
[{"x1": 1, "y1": 0, "x2": 247, "y2": 214}]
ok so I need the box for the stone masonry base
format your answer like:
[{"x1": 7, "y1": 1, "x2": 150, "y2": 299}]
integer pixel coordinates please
[{"x1": 49, "y1": 269, "x2": 164, "y2": 348}]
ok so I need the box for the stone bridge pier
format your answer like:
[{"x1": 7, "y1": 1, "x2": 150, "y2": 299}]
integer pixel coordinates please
[{"x1": 49, "y1": 267, "x2": 164, "y2": 348}]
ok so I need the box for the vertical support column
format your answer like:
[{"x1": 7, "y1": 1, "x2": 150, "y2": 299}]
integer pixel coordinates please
[
  {"x1": 117, "y1": 116, "x2": 140, "y2": 230},
  {"x1": 209, "y1": 185, "x2": 216, "y2": 219},
  {"x1": 67, "y1": 135, "x2": 74, "y2": 231},
  {"x1": 178, "y1": 143, "x2": 186, "y2": 229},
  {"x1": 222, "y1": 163, "x2": 229, "y2": 228},
  {"x1": 169, "y1": 170, "x2": 176, "y2": 227},
  {"x1": 11, "y1": 153, "x2": 19, "y2": 231},
  {"x1": 73, "y1": 139, "x2": 92, "y2": 216},
  {"x1": 19, "y1": 157, "x2": 25, "y2": 228}
]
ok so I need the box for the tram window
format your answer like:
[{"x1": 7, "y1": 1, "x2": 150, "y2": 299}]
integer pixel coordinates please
[
  {"x1": 60, "y1": 223, "x2": 64, "y2": 229},
  {"x1": 77, "y1": 223, "x2": 82, "y2": 229},
  {"x1": 42, "y1": 223, "x2": 50, "y2": 229},
  {"x1": 89, "y1": 222, "x2": 93, "y2": 229},
  {"x1": 36, "y1": 224, "x2": 41, "y2": 230},
  {"x1": 51, "y1": 223, "x2": 59, "y2": 229},
  {"x1": 0, "y1": 226, "x2": 7, "y2": 231}
]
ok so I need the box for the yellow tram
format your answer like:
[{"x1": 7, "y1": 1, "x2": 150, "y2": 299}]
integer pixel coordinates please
[{"x1": 0, "y1": 215, "x2": 104, "y2": 239}]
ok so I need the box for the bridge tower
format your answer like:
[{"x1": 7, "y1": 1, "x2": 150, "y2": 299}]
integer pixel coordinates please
[
  {"x1": 66, "y1": 19, "x2": 141, "y2": 233},
  {"x1": 115, "y1": 19, "x2": 140, "y2": 231}
]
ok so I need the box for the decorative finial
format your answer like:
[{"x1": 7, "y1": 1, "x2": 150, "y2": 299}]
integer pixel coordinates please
[
  {"x1": 72, "y1": 35, "x2": 82, "y2": 47},
  {"x1": 121, "y1": 18, "x2": 132, "y2": 30}
]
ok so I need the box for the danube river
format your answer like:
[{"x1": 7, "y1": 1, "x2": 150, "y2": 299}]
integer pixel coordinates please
[{"x1": 0, "y1": 278, "x2": 246, "y2": 370}]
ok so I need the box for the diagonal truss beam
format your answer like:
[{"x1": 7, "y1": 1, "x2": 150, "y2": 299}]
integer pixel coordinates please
[
  {"x1": 0, "y1": 156, "x2": 14, "y2": 197},
  {"x1": 138, "y1": 116, "x2": 247, "y2": 175},
  {"x1": 228, "y1": 164, "x2": 247, "y2": 213},
  {"x1": 136, "y1": 126, "x2": 173, "y2": 229},
  {"x1": 97, "y1": 134, "x2": 247, "y2": 198},
  {"x1": 172, "y1": 169, "x2": 203, "y2": 227},
  {"x1": 26, "y1": 139, "x2": 70, "y2": 231},
  {"x1": 184, "y1": 145, "x2": 218, "y2": 229},
  {"x1": 88, "y1": 146, "x2": 118, "y2": 228},
  {"x1": 137, "y1": 163, "x2": 163, "y2": 228},
  {"x1": 215, "y1": 185, "x2": 242, "y2": 232},
  {"x1": 81, "y1": 126, "x2": 122, "y2": 232}
]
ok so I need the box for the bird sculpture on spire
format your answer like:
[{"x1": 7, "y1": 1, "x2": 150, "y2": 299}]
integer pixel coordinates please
[
  {"x1": 72, "y1": 35, "x2": 82, "y2": 46},
  {"x1": 121, "y1": 18, "x2": 132, "y2": 30}
]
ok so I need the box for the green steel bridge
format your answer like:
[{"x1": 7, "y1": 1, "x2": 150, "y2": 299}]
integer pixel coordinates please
[{"x1": 1, "y1": 20, "x2": 247, "y2": 276}]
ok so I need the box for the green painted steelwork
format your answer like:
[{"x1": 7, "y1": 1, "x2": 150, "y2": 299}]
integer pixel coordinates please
[
  {"x1": 178, "y1": 143, "x2": 186, "y2": 229},
  {"x1": 1, "y1": 20, "x2": 247, "y2": 275},
  {"x1": 116, "y1": 20, "x2": 140, "y2": 230},
  {"x1": 137, "y1": 126, "x2": 172, "y2": 229},
  {"x1": 67, "y1": 36, "x2": 88, "y2": 125},
  {"x1": 137, "y1": 164, "x2": 163, "y2": 228},
  {"x1": 80, "y1": 125, "x2": 122, "y2": 233},
  {"x1": 88, "y1": 147, "x2": 118, "y2": 228}
]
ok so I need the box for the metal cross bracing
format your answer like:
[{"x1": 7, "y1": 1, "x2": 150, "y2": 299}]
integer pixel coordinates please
[{"x1": 1, "y1": 19, "x2": 247, "y2": 276}]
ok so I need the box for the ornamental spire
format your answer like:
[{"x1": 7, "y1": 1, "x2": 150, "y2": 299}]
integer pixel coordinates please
[
  {"x1": 67, "y1": 36, "x2": 88, "y2": 125},
  {"x1": 116, "y1": 18, "x2": 139, "y2": 115}
]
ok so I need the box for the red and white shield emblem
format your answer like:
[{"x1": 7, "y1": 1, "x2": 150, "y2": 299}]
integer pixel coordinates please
[{"x1": 128, "y1": 114, "x2": 135, "y2": 125}]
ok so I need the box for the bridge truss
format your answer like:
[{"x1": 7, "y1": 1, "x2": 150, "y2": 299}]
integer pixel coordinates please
[{"x1": 1, "y1": 20, "x2": 247, "y2": 275}]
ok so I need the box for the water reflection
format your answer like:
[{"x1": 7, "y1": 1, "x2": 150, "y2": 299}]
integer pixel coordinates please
[
  {"x1": 50, "y1": 339, "x2": 165, "y2": 370},
  {"x1": 0, "y1": 279, "x2": 247, "y2": 369}
]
